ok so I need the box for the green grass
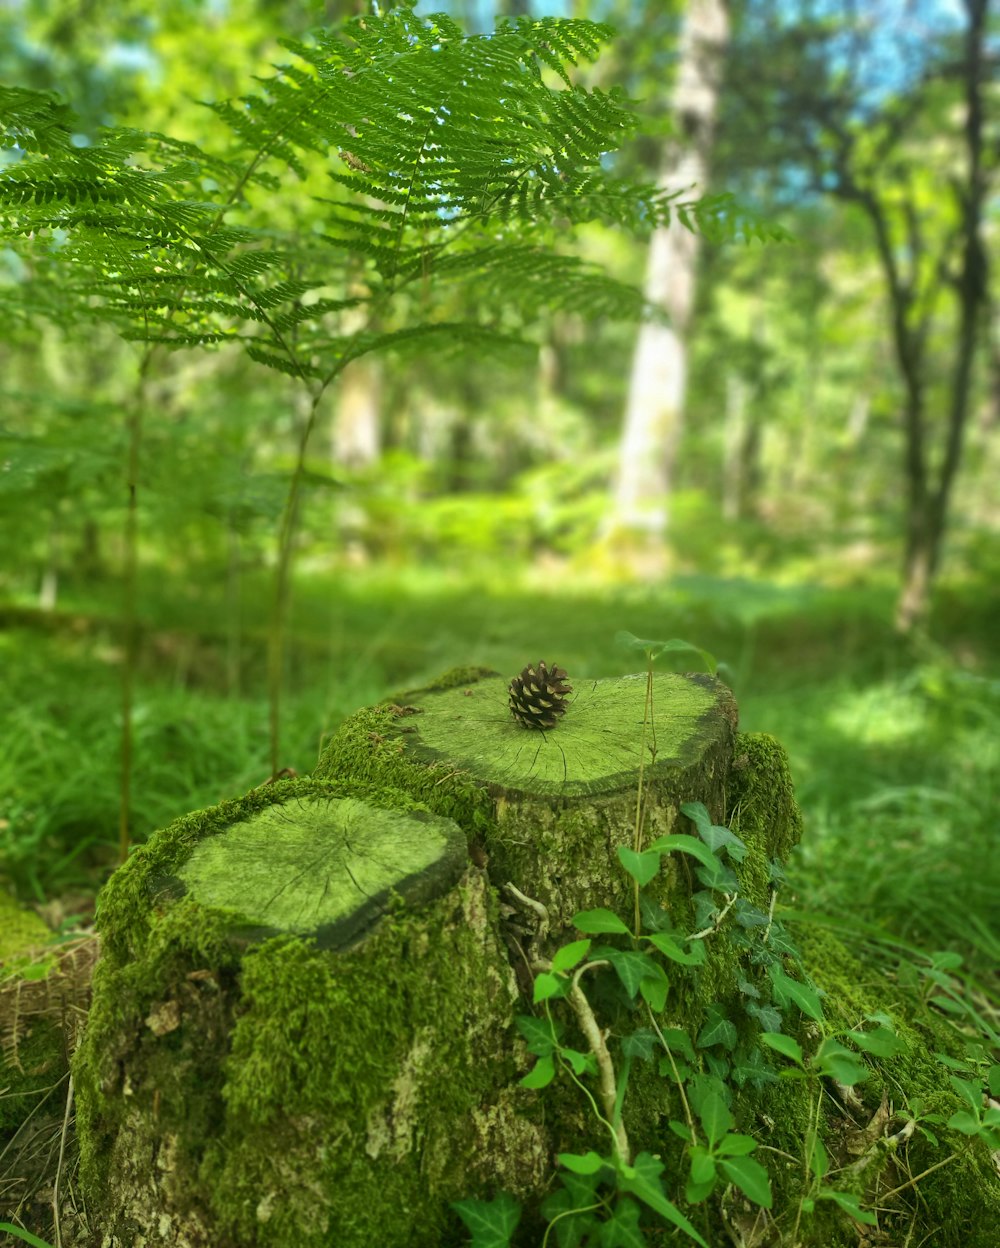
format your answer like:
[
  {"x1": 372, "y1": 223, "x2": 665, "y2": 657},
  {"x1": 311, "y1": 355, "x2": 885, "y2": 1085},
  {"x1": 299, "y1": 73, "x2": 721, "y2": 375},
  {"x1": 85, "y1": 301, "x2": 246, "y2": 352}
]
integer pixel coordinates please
[{"x1": 1, "y1": 566, "x2": 997, "y2": 986}]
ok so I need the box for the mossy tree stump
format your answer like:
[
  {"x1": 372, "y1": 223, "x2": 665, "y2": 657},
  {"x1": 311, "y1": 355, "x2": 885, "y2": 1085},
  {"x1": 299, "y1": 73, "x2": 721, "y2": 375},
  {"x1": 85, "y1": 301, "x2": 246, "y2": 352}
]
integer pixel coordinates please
[
  {"x1": 315, "y1": 668, "x2": 746, "y2": 933},
  {"x1": 77, "y1": 668, "x2": 807, "y2": 1248}
]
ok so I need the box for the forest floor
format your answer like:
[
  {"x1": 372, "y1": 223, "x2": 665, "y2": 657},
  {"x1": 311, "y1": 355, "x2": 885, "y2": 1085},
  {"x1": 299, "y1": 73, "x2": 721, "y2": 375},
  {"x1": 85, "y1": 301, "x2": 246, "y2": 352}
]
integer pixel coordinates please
[{"x1": 2, "y1": 564, "x2": 997, "y2": 983}]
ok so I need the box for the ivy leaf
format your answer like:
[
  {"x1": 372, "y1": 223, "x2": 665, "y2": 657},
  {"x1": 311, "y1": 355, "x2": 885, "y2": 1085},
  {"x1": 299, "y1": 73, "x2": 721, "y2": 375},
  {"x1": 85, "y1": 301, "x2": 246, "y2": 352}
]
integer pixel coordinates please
[
  {"x1": 520, "y1": 1055, "x2": 555, "y2": 1089},
  {"x1": 697, "y1": 1006, "x2": 738, "y2": 1051},
  {"x1": 639, "y1": 975, "x2": 668, "y2": 1012},
  {"x1": 719, "y1": 1155, "x2": 772, "y2": 1208},
  {"x1": 560, "y1": 1048, "x2": 594, "y2": 1077},
  {"x1": 745, "y1": 1002, "x2": 782, "y2": 1033},
  {"x1": 618, "y1": 1152, "x2": 709, "y2": 1248},
  {"x1": 552, "y1": 940, "x2": 592, "y2": 973},
  {"x1": 598, "y1": 1198, "x2": 646, "y2": 1248},
  {"x1": 451, "y1": 1193, "x2": 522, "y2": 1248},
  {"x1": 617, "y1": 845, "x2": 660, "y2": 887},
  {"x1": 646, "y1": 932, "x2": 706, "y2": 966},
  {"x1": 661, "y1": 1027, "x2": 696, "y2": 1062},
  {"x1": 680, "y1": 801, "x2": 747, "y2": 861},
  {"x1": 557, "y1": 1151, "x2": 606, "y2": 1175},
  {"x1": 515, "y1": 1014, "x2": 559, "y2": 1056},
  {"x1": 599, "y1": 948, "x2": 664, "y2": 1000},
  {"x1": 768, "y1": 964, "x2": 824, "y2": 1022},
  {"x1": 622, "y1": 1029, "x2": 658, "y2": 1062},
  {"x1": 573, "y1": 908, "x2": 631, "y2": 936},
  {"x1": 645, "y1": 834, "x2": 722, "y2": 875},
  {"x1": 533, "y1": 972, "x2": 567, "y2": 1004}
]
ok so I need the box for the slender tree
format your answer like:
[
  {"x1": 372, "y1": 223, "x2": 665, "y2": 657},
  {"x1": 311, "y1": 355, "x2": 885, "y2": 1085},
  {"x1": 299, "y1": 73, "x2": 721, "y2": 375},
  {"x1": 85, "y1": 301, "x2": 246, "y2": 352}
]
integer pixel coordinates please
[
  {"x1": 723, "y1": 0, "x2": 994, "y2": 628},
  {"x1": 611, "y1": 0, "x2": 730, "y2": 548}
]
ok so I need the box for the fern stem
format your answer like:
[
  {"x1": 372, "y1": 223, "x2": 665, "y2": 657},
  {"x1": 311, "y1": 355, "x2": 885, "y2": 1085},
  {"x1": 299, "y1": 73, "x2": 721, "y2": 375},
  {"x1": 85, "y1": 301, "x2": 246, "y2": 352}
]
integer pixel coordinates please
[{"x1": 118, "y1": 360, "x2": 149, "y2": 864}]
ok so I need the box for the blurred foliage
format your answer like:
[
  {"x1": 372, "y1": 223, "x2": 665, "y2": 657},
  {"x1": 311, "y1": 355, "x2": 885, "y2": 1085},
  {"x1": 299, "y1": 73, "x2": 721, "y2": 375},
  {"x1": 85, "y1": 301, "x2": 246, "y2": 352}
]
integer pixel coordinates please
[{"x1": 0, "y1": 0, "x2": 996, "y2": 995}]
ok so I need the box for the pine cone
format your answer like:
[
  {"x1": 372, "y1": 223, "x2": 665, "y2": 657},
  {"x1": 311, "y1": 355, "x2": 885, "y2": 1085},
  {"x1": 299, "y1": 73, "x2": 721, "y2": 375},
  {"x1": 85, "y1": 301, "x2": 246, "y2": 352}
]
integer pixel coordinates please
[{"x1": 508, "y1": 662, "x2": 573, "y2": 730}]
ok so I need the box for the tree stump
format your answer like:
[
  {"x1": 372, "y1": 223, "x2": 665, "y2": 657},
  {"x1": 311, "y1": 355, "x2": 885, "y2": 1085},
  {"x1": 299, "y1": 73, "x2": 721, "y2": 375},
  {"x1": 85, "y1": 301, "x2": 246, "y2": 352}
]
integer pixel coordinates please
[
  {"x1": 314, "y1": 668, "x2": 742, "y2": 933},
  {"x1": 76, "y1": 668, "x2": 808, "y2": 1248}
]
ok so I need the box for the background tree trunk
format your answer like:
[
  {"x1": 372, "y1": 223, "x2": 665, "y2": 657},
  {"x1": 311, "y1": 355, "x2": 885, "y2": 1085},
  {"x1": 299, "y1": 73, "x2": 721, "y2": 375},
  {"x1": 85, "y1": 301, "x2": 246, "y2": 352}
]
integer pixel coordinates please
[{"x1": 612, "y1": 0, "x2": 730, "y2": 545}]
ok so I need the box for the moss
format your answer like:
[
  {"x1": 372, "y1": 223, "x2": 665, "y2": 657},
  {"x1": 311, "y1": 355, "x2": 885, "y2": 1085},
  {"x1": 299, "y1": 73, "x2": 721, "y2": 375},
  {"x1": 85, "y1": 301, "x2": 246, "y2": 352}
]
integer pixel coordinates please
[
  {"x1": 200, "y1": 872, "x2": 527, "y2": 1247},
  {"x1": 0, "y1": 889, "x2": 53, "y2": 959},
  {"x1": 728, "y1": 731, "x2": 804, "y2": 869},
  {"x1": 75, "y1": 770, "x2": 532, "y2": 1247}
]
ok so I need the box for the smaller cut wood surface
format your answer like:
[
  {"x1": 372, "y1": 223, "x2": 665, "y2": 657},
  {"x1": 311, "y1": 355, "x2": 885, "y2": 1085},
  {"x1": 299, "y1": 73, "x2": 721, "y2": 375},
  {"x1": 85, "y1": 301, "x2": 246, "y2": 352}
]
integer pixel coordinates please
[
  {"x1": 173, "y1": 795, "x2": 467, "y2": 949},
  {"x1": 395, "y1": 672, "x2": 734, "y2": 798}
]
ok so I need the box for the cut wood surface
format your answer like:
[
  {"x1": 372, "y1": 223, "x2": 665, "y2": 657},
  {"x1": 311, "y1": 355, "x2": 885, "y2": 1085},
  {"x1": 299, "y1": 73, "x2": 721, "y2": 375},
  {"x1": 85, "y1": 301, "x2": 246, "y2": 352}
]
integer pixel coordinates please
[
  {"x1": 390, "y1": 671, "x2": 735, "y2": 798},
  {"x1": 171, "y1": 795, "x2": 467, "y2": 949}
]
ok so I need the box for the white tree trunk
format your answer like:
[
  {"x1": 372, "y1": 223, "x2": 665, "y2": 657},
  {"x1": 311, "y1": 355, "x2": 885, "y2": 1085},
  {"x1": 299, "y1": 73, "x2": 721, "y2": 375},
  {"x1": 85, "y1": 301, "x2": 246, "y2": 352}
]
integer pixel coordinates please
[{"x1": 613, "y1": 0, "x2": 729, "y2": 538}]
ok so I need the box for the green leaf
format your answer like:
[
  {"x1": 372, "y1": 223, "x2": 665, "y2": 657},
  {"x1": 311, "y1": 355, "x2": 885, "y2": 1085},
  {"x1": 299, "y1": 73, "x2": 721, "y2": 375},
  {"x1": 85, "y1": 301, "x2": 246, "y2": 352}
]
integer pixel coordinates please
[
  {"x1": 946, "y1": 1110, "x2": 982, "y2": 1135},
  {"x1": 661, "y1": 1027, "x2": 696, "y2": 1062},
  {"x1": 989, "y1": 1065, "x2": 1000, "y2": 1097},
  {"x1": 745, "y1": 1002, "x2": 782, "y2": 1032},
  {"x1": 697, "y1": 1007, "x2": 738, "y2": 1052},
  {"x1": 816, "y1": 1190, "x2": 878, "y2": 1226},
  {"x1": 680, "y1": 802, "x2": 747, "y2": 861},
  {"x1": 768, "y1": 964, "x2": 824, "y2": 1022},
  {"x1": 929, "y1": 950, "x2": 964, "y2": 971},
  {"x1": 646, "y1": 933, "x2": 706, "y2": 966},
  {"x1": 759, "y1": 1032, "x2": 804, "y2": 1065},
  {"x1": 451, "y1": 1193, "x2": 522, "y2": 1248},
  {"x1": 598, "y1": 1198, "x2": 646, "y2": 1248},
  {"x1": 645, "y1": 834, "x2": 722, "y2": 874},
  {"x1": 599, "y1": 948, "x2": 664, "y2": 1000},
  {"x1": 622, "y1": 1029, "x2": 658, "y2": 1062},
  {"x1": 617, "y1": 846, "x2": 660, "y2": 888},
  {"x1": 716, "y1": 1133, "x2": 758, "y2": 1157},
  {"x1": 560, "y1": 1048, "x2": 594, "y2": 1077},
  {"x1": 573, "y1": 908, "x2": 631, "y2": 936},
  {"x1": 948, "y1": 1075, "x2": 983, "y2": 1110},
  {"x1": 552, "y1": 940, "x2": 592, "y2": 973},
  {"x1": 639, "y1": 975, "x2": 668, "y2": 1012},
  {"x1": 684, "y1": 1176, "x2": 716, "y2": 1205},
  {"x1": 698, "y1": 1090, "x2": 734, "y2": 1145},
  {"x1": 689, "y1": 1145, "x2": 716, "y2": 1185},
  {"x1": 814, "y1": 1039, "x2": 868, "y2": 1086},
  {"x1": 0, "y1": 1227, "x2": 54, "y2": 1248},
  {"x1": 618, "y1": 1153, "x2": 709, "y2": 1248},
  {"x1": 614, "y1": 632, "x2": 717, "y2": 673},
  {"x1": 557, "y1": 1151, "x2": 606, "y2": 1175},
  {"x1": 807, "y1": 1133, "x2": 829, "y2": 1180},
  {"x1": 533, "y1": 972, "x2": 567, "y2": 1004},
  {"x1": 520, "y1": 1055, "x2": 555, "y2": 1089},
  {"x1": 668, "y1": 1119, "x2": 693, "y2": 1142},
  {"x1": 719, "y1": 1156, "x2": 772, "y2": 1208},
  {"x1": 849, "y1": 1026, "x2": 906, "y2": 1058},
  {"x1": 515, "y1": 1014, "x2": 559, "y2": 1057}
]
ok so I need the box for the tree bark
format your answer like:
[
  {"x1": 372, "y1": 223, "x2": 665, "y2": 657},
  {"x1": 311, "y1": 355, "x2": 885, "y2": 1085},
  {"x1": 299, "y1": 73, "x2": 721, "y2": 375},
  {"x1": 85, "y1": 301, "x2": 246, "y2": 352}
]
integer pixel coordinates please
[{"x1": 612, "y1": 0, "x2": 730, "y2": 543}]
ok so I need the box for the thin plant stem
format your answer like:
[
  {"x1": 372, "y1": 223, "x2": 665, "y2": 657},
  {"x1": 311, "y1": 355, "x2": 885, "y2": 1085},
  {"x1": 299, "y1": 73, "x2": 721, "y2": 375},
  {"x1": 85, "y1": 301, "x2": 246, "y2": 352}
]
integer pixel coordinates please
[
  {"x1": 51, "y1": 1074, "x2": 74, "y2": 1248},
  {"x1": 118, "y1": 351, "x2": 152, "y2": 864},
  {"x1": 631, "y1": 657, "x2": 654, "y2": 935}
]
